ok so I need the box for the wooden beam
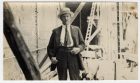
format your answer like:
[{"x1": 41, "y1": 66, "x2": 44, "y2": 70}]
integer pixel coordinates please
[
  {"x1": 70, "y1": 2, "x2": 86, "y2": 24},
  {"x1": 85, "y1": 3, "x2": 101, "y2": 45},
  {"x1": 42, "y1": 70, "x2": 57, "y2": 80},
  {"x1": 4, "y1": 2, "x2": 41, "y2": 80},
  {"x1": 39, "y1": 54, "x2": 49, "y2": 68},
  {"x1": 117, "y1": 2, "x2": 121, "y2": 59},
  {"x1": 87, "y1": 27, "x2": 102, "y2": 44},
  {"x1": 114, "y1": 61, "x2": 116, "y2": 80}
]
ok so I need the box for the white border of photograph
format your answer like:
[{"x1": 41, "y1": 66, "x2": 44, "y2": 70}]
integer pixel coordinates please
[{"x1": 0, "y1": 0, "x2": 139, "y2": 83}]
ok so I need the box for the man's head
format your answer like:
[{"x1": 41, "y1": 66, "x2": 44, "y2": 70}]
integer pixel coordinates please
[{"x1": 59, "y1": 7, "x2": 74, "y2": 25}]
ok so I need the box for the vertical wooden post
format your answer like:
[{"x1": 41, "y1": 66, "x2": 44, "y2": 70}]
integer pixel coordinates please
[
  {"x1": 35, "y1": 2, "x2": 39, "y2": 65},
  {"x1": 117, "y1": 2, "x2": 120, "y2": 59},
  {"x1": 114, "y1": 61, "x2": 116, "y2": 80}
]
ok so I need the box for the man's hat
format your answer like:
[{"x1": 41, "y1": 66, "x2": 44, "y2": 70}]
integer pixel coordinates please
[{"x1": 58, "y1": 7, "x2": 74, "y2": 18}]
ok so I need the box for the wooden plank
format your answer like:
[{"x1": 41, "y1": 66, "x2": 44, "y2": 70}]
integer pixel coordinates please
[{"x1": 42, "y1": 70, "x2": 57, "y2": 80}]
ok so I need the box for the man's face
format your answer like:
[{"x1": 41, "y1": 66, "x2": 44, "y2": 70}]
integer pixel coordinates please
[{"x1": 60, "y1": 13, "x2": 71, "y2": 25}]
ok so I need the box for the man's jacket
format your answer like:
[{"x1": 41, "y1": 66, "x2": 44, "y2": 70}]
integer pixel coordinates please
[{"x1": 47, "y1": 25, "x2": 85, "y2": 71}]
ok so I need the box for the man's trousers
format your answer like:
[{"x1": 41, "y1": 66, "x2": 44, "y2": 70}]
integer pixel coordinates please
[{"x1": 56, "y1": 47, "x2": 80, "y2": 80}]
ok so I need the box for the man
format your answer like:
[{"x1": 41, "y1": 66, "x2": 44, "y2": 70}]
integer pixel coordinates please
[{"x1": 47, "y1": 7, "x2": 85, "y2": 80}]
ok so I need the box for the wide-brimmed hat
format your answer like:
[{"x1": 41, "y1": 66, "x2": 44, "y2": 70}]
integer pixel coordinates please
[{"x1": 58, "y1": 7, "x2": 74, "y2": 18}]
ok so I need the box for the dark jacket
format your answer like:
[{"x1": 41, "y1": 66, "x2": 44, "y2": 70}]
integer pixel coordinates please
[{"x1": 47, "y1": 25, "x2": 85, "y2": 71}]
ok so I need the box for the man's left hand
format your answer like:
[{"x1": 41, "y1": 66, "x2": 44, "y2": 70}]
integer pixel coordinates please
[{"x1": 71, "y1": 47, "x2": 80, "y2": 55}]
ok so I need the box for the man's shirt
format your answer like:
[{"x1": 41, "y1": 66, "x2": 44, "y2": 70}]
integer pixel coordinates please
[{"x1": 60, "y1": 24, "x2": 74, "y2": 47}]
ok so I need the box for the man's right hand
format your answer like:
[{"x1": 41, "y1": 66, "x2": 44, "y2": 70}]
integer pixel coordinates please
[{"x1": 51, "y1": 57, "x2": 58, "y2": 64}]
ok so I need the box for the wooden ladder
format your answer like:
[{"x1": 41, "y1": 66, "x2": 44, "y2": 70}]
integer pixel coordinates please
[{"x1": 84, "y1": 3, "x2": 97, "y2": 51}]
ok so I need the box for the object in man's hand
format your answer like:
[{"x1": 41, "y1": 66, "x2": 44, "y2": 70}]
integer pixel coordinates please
[
  {"x1": 71, "y1": 47, "x2": 80, "y2": 55},
  {"x1": 50, "y1": 57, "x2": 58, "y2": 71}
]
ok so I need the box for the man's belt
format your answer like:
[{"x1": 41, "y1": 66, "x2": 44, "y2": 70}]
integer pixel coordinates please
[{"x1": 57, "y1": 46, "x2": 73, "y2": 52}]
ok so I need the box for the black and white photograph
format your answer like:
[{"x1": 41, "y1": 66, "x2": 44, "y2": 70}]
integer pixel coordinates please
[{"x1": 3, "y1": 1, "x2": 138, "y2": 80}]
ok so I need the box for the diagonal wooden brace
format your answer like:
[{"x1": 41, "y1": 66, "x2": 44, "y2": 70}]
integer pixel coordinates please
[
  {"x1": 87, "y1": 27, "x2": 102, "y2": 44},
  {"x1": 4, "y1": 2, "x2": 41, "y2": 80},
  {"x1": 70, "y1": 2, "x2": 86, "y2": 24}
]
